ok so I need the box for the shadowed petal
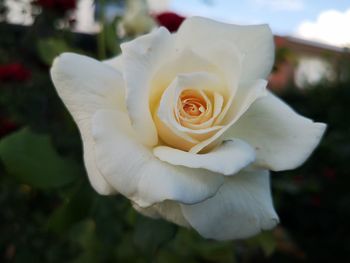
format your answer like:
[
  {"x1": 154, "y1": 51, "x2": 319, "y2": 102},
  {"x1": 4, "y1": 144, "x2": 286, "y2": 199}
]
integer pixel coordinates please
[
  {"x1": 154, "y1": 139, "x2": 255, "y2": 175},
  {"x1": 122, "y1": 27, "x2": 173, "y2": 146},
  {"x1": 51, "y1": 53, "x2": 125, "y2": 194},
  {"x1": 181, "y1": 170, "x2": 279, "y2": 240},
  {"x1": 226, "y1": 92, "x2": 327, "y2": 171},
  {"x1": 133, "y1": 201, "x2": 190, "y2": 227},
  {"x1": 92, "y1": 109, "x2": 224, "y2": 207}
]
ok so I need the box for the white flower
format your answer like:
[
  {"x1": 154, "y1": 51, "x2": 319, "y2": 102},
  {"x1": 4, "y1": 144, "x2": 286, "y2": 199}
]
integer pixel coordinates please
[{"x1": 50, "y1": 17, "x2": 326, "y2": 240}]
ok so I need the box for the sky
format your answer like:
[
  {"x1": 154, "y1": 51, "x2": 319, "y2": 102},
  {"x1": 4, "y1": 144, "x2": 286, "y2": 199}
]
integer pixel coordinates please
[
  {"x1": 163, "y1": 0, "x2": 350, "y2": 47},
  {"x1": 5, "y1": 0, "x2": 350, "y2": 47}
]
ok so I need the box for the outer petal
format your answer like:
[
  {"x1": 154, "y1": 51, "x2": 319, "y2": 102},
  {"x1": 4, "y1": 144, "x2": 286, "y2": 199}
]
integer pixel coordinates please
[
  {"x1": 51, "y1": 53, "x2": 125, "y2": 195},
  {"x1": 103, "y1": 55, "x2": 123, "y2": 72},
  {"x1": 181, "y1": 170, "x2": 279, "y2": 240},
  {"x1": 121, "y1": 27, "x2": 173, "y2": 146},
  {"x1": 226, "y1": 92, "x2": 327, "y2": 171},
  {"x1": 153, "y1": 139, "x2": 255, "y2": 175},
  {"x1": 176, "y1": 16, "x2": 274, "y2": 83},
  {"x1": 133, "y1": 201, "x2": 190, "y2": 227},
  {"x1": 92, "y1": 109, "x2": 224, "y2": 207}
]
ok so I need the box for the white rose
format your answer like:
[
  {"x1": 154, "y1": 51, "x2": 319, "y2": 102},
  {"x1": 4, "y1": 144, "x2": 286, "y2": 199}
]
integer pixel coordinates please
[{"x1": 51, "y1": 17, "x2": 326, "y2": 240}]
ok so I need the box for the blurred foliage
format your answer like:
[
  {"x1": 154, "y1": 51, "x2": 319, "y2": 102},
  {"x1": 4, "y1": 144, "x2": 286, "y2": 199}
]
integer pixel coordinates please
[
  {"x1": 0, "y1": 128, "x2": 80, "y2": 188},
  {"x1": 272, "y1": 47, "x2": 295, "y2": 73},
  {"x1": 1, "y1": 1, "x2": 350, "y2": 262}
]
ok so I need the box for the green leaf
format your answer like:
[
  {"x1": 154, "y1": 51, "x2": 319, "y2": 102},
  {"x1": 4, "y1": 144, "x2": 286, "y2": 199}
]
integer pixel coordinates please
[
  {"x1": 105, "y1": 19, "x2": 120, "y2": 55},
  {"x1": 0, "y1": 128, "x2": 80, "y2": 189},
  {"x1": 133, "y1": 216, "x2": 176, "y2": 256},
  {"x1": 116, "y1": 233, "x2": 145, "y2": 263},
  {"x1": 46, "y1": 182, "x2": 94, "y2": 233},
  {"x1": 37, "y1": 37, "x2": 77, "y2": 65},
  {"x1": 155, "y1": 250, "x2": 197, "y2": 263},
  {"x1": 170, "y1": 228, "x2": 235, "y2": 263},
  {"x1": 246, "y1": 230, "x2": 276, "y2": 256},
  {"x1": 68, "y1": 220, "x2": 100, "y2": 263}
]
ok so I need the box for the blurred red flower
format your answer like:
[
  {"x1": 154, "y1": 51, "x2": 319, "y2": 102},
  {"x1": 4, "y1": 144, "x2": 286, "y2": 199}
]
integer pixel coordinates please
[
  {"x1": 34, "y1": 0, "x2": 77, "y2": 12},
  {"x1": 0, "y1": 63, "x2": 31, "y2": 82},
  {"x1": 155, "y1": 12, "x2": 185, "y2": 32}
]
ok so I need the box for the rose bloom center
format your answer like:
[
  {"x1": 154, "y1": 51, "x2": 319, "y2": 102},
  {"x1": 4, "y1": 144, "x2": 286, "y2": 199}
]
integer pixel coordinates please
[
  {"x1": 181, "y1": 94, "x2": 206, "y2": 117},
  {"x1": 176, "y1": 89, "x2": 214, "y2": 126}
]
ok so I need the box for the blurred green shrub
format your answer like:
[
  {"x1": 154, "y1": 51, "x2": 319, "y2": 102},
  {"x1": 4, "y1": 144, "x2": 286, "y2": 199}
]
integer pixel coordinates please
[{"x1": 1, "y1": 2, "x2": 350, "y2": 262}]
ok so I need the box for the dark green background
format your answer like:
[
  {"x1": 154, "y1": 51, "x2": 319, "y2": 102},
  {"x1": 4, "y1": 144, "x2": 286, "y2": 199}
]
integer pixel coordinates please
[{"x1": 1, "y1": 1, "x2": 350, "y2": 262}]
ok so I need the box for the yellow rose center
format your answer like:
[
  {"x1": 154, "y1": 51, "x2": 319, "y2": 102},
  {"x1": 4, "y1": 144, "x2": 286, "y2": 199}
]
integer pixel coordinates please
[
  {"x1": 179, "y1": 90, "x2": 207, "y2": 116},
  {"x1": 182, "y1": 98, "x2": 205, "y2": 116},
  {"x1": 154, "y1": 84, "x2": 225, "y2": 152},
  {"x1": 176, "y1": 89, "x2": 213, "y2": 128}
]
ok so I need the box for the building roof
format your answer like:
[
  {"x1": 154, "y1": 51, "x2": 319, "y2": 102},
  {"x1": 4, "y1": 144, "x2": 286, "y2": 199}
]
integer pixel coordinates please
[{"x1": 274, "y1": 35, "x2": 350, "y2": 58}]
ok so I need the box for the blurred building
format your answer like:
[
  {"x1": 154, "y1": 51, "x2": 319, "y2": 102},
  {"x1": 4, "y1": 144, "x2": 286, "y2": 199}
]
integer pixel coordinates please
[{"x1": 269, "y1": 35, "x2": 350, "y2": 91}]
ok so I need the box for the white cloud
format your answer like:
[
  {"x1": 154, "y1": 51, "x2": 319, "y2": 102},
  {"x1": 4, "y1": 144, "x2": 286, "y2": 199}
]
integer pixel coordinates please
[
  {"x1": 254, "y1": 0, "x2": 304, "y2": 11},
  {"x1": 296, "y1": 8, "x2": 350, "y2": 47}
]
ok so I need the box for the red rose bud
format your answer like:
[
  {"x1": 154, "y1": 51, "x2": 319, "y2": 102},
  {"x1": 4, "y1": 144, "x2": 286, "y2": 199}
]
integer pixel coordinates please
[
  {"x1": 155, "y1": 12, "x2": 185, "y2": 32},
  {"x1": 0, "y1": 63, "x2": 31, "y2": 82}
]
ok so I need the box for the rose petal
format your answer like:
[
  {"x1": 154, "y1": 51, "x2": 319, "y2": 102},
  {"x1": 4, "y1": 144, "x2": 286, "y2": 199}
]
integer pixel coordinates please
[
  {"x1": 133, "y1": 201, "x2": 190, "y2": 227},
  {"x1": 155, "y1": 72, "x2": 227, "y2": 151},
  {"x1": 121, "y1": 27, "x2": 173, "y2": 147},
  {"x1": 51, "y1": 53, "x2": 125, "y2": 195},
  {"x1": 159, "y1": 72, "x2": 225, "y2": 132},
  {"x1": 170, "y1": 40, "x2": 244, "y2": 128},
  {"x1": 226, "y1": 92, "x2": 327, "y2": 171},
  {"x1": 153, "y1": 139, "x2": 255, "y2": 175},
  {"x1": 150, "y1": 48, "x2": 226, "y2": 104},
  {"x1": 178, "y1": 92, "x2": 224, "y2": 130},
  {"x1": 103, "y1": 55, "x2": 123, "y2": 71},
  {"x1": 92, "y1": 109, "x2": 224, "y2": 207},
  {"x1": 150, "y1": 48, "x2": 229, "y2": 126},
  {"x1": 176, "y1": 16, "x2": 274, "y2": 83},
  {"x1": 189, "y1": 79, "x2": 268, "y2": 153},
  {"x1": 153, "y1": 111, "x2": 199, "y2": 151},
  {"x1": 181, "y1": 170, "x2": 279, "y2": 240}
]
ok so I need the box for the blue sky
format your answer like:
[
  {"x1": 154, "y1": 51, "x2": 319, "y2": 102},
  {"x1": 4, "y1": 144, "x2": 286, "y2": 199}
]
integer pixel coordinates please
[
  {"x1": 169, "y1": 0, "x2": 350, "y2": 37},
  {"x1": 6, "y1": 0, "x2": 350, "y2": 47}
]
